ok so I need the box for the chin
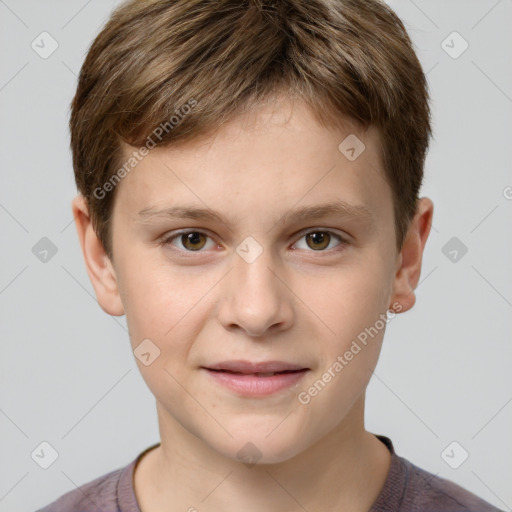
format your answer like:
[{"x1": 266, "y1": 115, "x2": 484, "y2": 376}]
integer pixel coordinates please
[{"x1": 209, "y1": 426, "x2": 308, "y2": 466}]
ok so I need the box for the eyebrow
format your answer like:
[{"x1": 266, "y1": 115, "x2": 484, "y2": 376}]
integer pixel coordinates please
[{"x1": 136, "y1": 200, "x2": 374, "y2": 228}]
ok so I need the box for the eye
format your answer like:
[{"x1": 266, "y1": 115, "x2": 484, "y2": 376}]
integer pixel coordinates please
[
  {"x1": 293, "y1": 230, "x2": 347, "y2": 252},
  {"x1": 159, "y1": 228, "x2": 348, "y2": 255},
  {"x1": 161, "y1": 230, "x2": 217, "y2": 252}
]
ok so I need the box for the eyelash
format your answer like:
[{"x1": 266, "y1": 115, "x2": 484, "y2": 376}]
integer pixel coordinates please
[{"x1": 159, "y1": 229, "x2": 349, "y2": 257}]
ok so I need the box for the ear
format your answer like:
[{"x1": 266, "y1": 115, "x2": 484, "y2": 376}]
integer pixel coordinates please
[
  {"x1": 389, "y1": 197, "x2": 434, "y2": 314},
  {"x1": 72, "y1": 194, "x2": 124, "y2": 316}
]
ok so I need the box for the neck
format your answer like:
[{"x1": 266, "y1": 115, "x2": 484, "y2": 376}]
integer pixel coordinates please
[{"x1": 134, "y1": 396, "x2": 391, "y2": 512}]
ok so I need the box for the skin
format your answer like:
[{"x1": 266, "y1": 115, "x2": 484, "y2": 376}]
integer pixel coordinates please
[{"x1": 73, "y1": 96, "x2": 433, "y2": 512}]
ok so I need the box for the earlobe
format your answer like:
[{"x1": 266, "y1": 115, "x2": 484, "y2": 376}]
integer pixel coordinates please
[
  {"x1": 389, "y1": 197, "x2": 434, "y2": 314},
  {"x1": 71, "y1": 195, "x2": 125, "y2": 316}
]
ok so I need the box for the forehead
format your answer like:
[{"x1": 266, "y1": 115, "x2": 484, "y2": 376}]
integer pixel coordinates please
[{"x1": 113, "y1": 98, "x2": 392, "y2": 229}]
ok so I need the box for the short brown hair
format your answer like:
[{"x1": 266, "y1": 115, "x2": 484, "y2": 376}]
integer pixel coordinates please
[{"x1": 70, "y1": 0, "x2": 431, "y2": 261}]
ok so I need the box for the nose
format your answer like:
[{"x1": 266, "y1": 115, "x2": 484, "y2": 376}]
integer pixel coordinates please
[{"x1": 216, "y1": 248, "x2": 294, "y2": 338}]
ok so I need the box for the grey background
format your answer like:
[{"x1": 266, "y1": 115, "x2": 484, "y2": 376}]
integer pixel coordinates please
[{"x1": 0, "y1": 0, "x2": 511, "y2": 510}]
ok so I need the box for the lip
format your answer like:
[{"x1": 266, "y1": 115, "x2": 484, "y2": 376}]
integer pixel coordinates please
[
  {"x1": 201, "y1": 360, "x2": 309, "y2": 397},
  {"x1": 205, "y1": 360, "x2": 308, "y2": 374}
]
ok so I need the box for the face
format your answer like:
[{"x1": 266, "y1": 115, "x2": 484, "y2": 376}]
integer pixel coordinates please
[{"x1": 104, "y1": 98, "x2": 404, "y2": 464}]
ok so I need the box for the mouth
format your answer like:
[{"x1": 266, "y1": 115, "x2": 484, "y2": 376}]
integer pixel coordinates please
[
  {"x1": 206, "y1": 368, "x2": 305, "y2": 377},
  {"x1": 204, "y1": 360, "x2": 309, "y2": 374},
  {"x1": 201, "y1": 360, "x2": 310, "y2": 396}
]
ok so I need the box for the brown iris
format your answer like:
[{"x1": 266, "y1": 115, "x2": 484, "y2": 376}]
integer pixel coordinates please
[
  {"x1": 305, "y1": 231, "x2": 331, "y2": 250},
  {"x1": 181, "y1": 232, "x2": 207, "y2": 251}
]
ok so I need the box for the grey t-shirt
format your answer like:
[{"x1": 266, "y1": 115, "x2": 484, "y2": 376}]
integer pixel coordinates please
[{"x1": 35, "y1": 435, "x2": 505, "y2": 512}]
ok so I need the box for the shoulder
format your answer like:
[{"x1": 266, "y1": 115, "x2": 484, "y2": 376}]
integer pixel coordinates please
[
  {"x1": 398, "y1": 456, "x2": 505, "y2": 512},
  {"x1": 34, "y1": 443, "x2": 159, "y2": 512},
  {"x1": 33, "y1": 464, "x2": 128, "y2": 512},
  {"x1": 370, "y1": 435, "x2": 505, "y2": 512}
]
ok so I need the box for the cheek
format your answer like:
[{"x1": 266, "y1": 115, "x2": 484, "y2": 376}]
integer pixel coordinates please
[
  {"x1": 296, "y1": 262, "x2": 391, "y2": 415},
  {"x1": 120, "y1": 263, "x2": 210, "y2": 402},
  {"x1": 293, "y1": 257, "x2": 391, "y2": 346},
  {"x1": 297, "y1": 275, "x2": 389, "y2": 430},
  {"x1": 119, "y1": 252, "x2": 217, "y2": 342}
]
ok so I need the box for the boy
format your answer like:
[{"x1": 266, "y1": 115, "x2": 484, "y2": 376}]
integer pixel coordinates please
[{"x1": 37, "y1": 0, "x2": 504, "y2": 510}]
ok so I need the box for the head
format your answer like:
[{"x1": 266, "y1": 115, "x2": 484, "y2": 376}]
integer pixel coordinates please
[{"x1": 71, "y1": 0, "x2": 433, "y2": 464}]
